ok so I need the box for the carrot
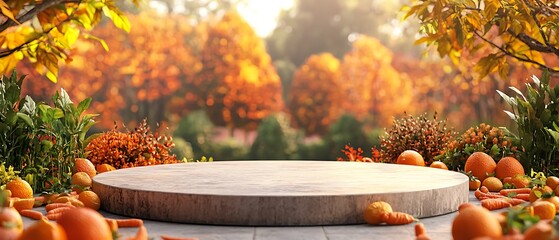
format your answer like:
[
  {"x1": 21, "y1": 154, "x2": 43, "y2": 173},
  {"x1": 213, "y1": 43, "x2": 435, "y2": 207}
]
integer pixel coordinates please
[
  {"x1": 513, "y1": 193, "x2": 530, "y2": 201},
  {"x1": 20, "y1": 209, "x2": 44, "y2": 220},
  {"x1": 500, "y1": 188, "x2": 532, "y2": 196},
  {"x1": 46, "y1": 207, "x2": 73, "y2": 220},
  {"x1": 414, "y1": 223, "x2": 427, "y2": 236},
  {"x1": 503, "y1": 198, "x2": 526, "y2": 206},
  {"x1": 475, "y1": 189, "x2": 506, "y2": 200},
  {"x1": 45, "y1": 203, "x2": 74, "y2": 212},
  {"x1": 474, "y1": 189, "x2": 483, "y2": 199},
  {"x1": 480, "y1": 186, "x2": 489, "y2": 193},
  {"x1": 381, "y1": 212, "x2": 415, "y2": 225},
  {"x1": 105, "y1": 218, "x2": 144, "y2": 228},
  {"x1": 481, "y1": 199, "x2": 512, "y2": 210},
  {"x1": 127, "y1": 225, "x2": 148, "y2": 240},
  {"x1": 160, "y1": 235, "x2": 200, "y2": 240}
]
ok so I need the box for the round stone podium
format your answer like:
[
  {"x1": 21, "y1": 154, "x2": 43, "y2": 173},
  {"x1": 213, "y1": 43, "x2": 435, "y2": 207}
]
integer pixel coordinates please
[{"x1": 92, "y1": 161, "x2": 468, "y2": 226}]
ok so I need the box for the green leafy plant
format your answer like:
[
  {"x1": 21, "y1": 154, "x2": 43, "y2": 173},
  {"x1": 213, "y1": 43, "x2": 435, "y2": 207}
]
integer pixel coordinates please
[
  {"x1": 380, "y1": 113, "x2": 456, "y2": 165},
  {"x1": 498, "y1": 72, "x2": 559, "y2": 176},
  {"x1": 0, "y1": 163, "x2": 18, "y2": 189},
  {"x1": 438, "y1": 123, "x2": 517, "y2": 171},
  {"x1": 0, "y1": 71, "x2": 96, "y2": 193}
]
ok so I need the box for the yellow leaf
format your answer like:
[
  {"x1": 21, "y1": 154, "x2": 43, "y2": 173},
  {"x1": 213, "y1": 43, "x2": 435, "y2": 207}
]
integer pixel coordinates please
[
  {"x1": 84, "y1": 34, "x2": 109, "y2": 51},
  {"x1": 102, "y1": 6, "x2": 131, "y2": 32},
  {"x1": 0, "y1": 1, "x2": 20, "y2": 24},
  {"x1": 46, "y1": 71, "x2": 57, "y2": 83},
  {"x1": 64, "y1": 27, "x2": 80, "y2": 46}
]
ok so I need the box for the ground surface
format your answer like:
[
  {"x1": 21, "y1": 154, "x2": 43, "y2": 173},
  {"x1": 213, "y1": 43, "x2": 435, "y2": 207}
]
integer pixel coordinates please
[{"x1": 22, "y1": 192, "x2": 479, "y2": 240}]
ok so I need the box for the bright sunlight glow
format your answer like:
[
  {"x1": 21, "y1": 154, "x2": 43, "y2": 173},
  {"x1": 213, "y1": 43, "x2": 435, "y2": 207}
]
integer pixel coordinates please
[{"x1": 237, "y1": 0, "x2": 295, "y2": 37}]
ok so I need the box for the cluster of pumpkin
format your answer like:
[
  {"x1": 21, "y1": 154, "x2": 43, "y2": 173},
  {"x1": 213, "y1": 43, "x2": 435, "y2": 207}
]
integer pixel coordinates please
[{"x1": 0, "y1": 158, "x2": 197, "y2": 240}]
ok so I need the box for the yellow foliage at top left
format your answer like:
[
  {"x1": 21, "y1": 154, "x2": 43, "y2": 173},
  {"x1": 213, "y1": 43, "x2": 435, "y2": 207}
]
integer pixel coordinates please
[{"x1": 0, "y1": 0, "x2": 138, "y2": 82}]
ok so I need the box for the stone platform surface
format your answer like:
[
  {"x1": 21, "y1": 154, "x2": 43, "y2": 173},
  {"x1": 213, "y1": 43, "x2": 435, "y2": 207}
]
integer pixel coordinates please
[{"x1": 92, "y1": 161, "x2": 468, "y2": 226}]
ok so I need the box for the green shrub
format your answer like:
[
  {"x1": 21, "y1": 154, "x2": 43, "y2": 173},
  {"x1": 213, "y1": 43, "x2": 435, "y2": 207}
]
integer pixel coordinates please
[
  {"x1": 367, "y1": 128, "x2": 384, "y2": 147},
  {"x1": 209, "y1": 138, "x2": 249, "y2": 160},
  {"x1": 248, "y1": 113, "x2": 302, "y2": 160},
  {"x1": 173, "y1": 110, "x2": 214, "y2": 159},
  {"x1": 498, "y1": 72, "x2": 559, "y2": 175},
  {"x1": 324, "y1": 114, "x2": 370, "y2": 160},
  {"x1": 297, "y1": 139, "x2": 328, "y2": 160},
  {"x1": 170, "y1": 137, "x2": 194, "y2": 161}
]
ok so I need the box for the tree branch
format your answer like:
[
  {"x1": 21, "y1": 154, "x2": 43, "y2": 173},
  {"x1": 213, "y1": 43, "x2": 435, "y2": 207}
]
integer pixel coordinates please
[
  {"x1": 473, "y1": 31, "x2": 558, "y2": 75},
  {"x1": 0, "y1": 0, "x2": 81, "y2": 33}
]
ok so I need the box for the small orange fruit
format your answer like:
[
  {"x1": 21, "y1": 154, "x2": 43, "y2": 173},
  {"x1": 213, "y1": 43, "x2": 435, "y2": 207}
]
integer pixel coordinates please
[
  {"x1": 96, "y1": 164, "x2": 116, "y2": 173},
  {"x1": 69, "y1": 198, "x2": 85, "y2": 208},
  {"x1": 511, "y1": 174, "x2": 531, "y2": 188},
  {"x1": 396, "y1": 150, "x2": 425, "y2": 166},
  {"x1": 523, "y1": 221, "x2": 554, "y2": 240},
  {"x1": 546, "y1": 176, "x2": 559, "y2": 190},
  {"x1": 73, "y1": 158, "x2": 96, "y2": 178},
  {"x1": 56, "y1": 208, "x2": 112, "y2": 240},
  {"x1": 363, "y1": 201, "x2": 393, "y2": 225},
  {"x1": 464, "y1": 152, "x2": 496, "y2": 182},
  {"x1": 451, "y1": 205, "x2": 502, "y2": 240},
  {"x1": 12, "y1": 198, "x2": 35, "y2": 212},
  {"x1": 5, "y1": 178, "x2": 33, "y2": 199},
  {"x1": 469, "y1": 179, "x2": 481, "y2": 190},
  {"x1": 530, "y1": 186, "x2": 554, "y2": 203},
  {"x1": 430, "y1": 161, "x2": 448, "y2": 170},
  {"x1": 78, "y1": 191, "x2": 101, "y2": 211},
  {"x1": 542, "y1": 196, "x2": 559, "y2": 213},
  {"x1": 495, "y1": 157, "x2": 524, "y2": 180},
  {"x1": 532, "y1": 200, "x2": 556, "y2": 220},
  {"x1": 18, "y1": 217, "x2": 67, "y2": 240},
  {"x1": 482, "y1": 177, "x2": 503, "y2": 192},
  {"x1": 71, "y1": 172, "x2": 92, "y2": 193},
  {"x1": 0, "y1": 206, "x2": 23, "y2": 240},
  {"x1": 53, "y1": 196, "x2": 72, "y2": 204}
]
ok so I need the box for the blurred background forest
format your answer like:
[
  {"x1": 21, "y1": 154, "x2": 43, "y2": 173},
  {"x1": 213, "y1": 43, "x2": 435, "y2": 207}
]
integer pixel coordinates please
[{"x1": 12, "y1": 0, "x2": 557, "y2": 161}]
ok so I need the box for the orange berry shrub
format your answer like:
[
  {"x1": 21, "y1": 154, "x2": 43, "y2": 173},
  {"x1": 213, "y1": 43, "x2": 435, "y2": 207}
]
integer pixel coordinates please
[
  {"x1": 195, "y1": 11, "x2": 284, "y2": 131},
  {"x1": 438, "y1": 123, "x2": 518, "y2": 171},
  {"x1": 380, "y1": 113, "x2": 456, "y2": 165},
  {"x1": 85, "y1": 120, "x2": 178, "y2": 169}
]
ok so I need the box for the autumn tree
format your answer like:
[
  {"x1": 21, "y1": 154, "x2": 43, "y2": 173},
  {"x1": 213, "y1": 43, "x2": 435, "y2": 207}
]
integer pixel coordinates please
[
  {"x1": 288, "y1": 53, "x2": 344, "y2": 135},
  {"x1": 0, "y1": 0, "x2": 137, "y2": 81},
  {"x1": 339, "y1": 36, "x2": 413, "y2": 126},
  {"x1": 404, "y1": 0, "x2": 559, "y2": 78},
  {"x1": 18, "y1": 12, "x2": 202, "y2": 129},
  {"x1": 195, "y1": 11, "x2": 284, "y2": 131}
]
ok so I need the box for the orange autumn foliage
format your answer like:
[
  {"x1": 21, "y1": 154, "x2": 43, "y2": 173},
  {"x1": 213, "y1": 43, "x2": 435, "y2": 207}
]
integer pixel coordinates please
[
  {"x1": 339, "y1": 36, "x2": 413, "y2": 126},
  {"x1": 195, "y1": 11, "x2": 284, "y2": 131},
  {"x1": 288, "y1": 53, "x2": 343, "y2": 135}
]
